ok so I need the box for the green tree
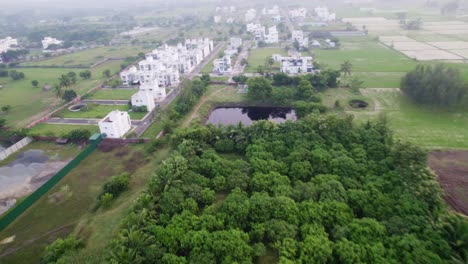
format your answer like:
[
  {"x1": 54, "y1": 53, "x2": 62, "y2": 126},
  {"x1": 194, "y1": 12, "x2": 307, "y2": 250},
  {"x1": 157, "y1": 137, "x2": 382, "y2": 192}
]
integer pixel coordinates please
[
  {"x1": 62, "y1": 89, "x2": 77, "y2": 102},
  {"x1": 103, "y1": 69, "x2": 111, "y2": 78},
  {"x1": 247, "y1": 77, "x2": 272, "y2": 101},
  {"x1": 79, "y1": 70, "x2": 92, "y2": 79},
  {"x1": 31, "y1": 80, "x2": 39, "y2": 87},
  {"x1": 296, "y1": 79, "x2": 313, "y2": 99},
  {"x1": 340, "y1": 60, "x2": 352, "y2": 76}
]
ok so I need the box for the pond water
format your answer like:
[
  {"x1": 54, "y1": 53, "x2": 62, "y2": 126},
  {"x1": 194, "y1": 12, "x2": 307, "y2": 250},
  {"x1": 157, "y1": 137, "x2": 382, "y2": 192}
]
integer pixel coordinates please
[{"x1": 206, "y1": 107, "x2": 296, "y2": 126}]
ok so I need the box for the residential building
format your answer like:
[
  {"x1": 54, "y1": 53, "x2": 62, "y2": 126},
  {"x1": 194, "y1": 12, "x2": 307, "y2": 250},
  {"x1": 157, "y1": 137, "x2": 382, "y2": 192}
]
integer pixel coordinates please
[
  {"x1": 292, "y1": 30, "x2": 309, "y2": 48},
  {"x1": 214, "y1": 16, "x2": 222, "y2": 23},
  {"x1": 139, "y1": 80, "x2": 167, "y2": 102},
  {"x1": 264, "y1": 26, "x2": 279, "y2": 43},
  {"x1": 247, "y1": 23, "x2": 263, "y2": 33},
  {"x1": 314, "y1": 6, "x2": 336, "y2": 21},
  {"x1": 0, "y1": 37, "x2": 18, "y2": 53},
  {"x1": 41, "y1": 37, "x2": 63, "y2": 50},
  {"x1": 230, "y1": 37, "x2": 243, "y2": 49},
  {"x1": 272, "y1": 15, "x2": 282, "y2": 23},
  {"x1": 289, "y1": 8, "x2": 307, "y2": 20},
  {"x1": 226, "y1": 18, "x2": 234, "y2": 24},
  {"x1": 325, "y1": 38, "x2": 336, "y2": 48},
  {"x1": 262, "y1": 5, "x2": 279, "y2": 15},
  {"x1": 311, "y1": 40, "x2": 321, "y2": 48},
  {"x1": 213, "y1": 55, "x2": 232, "y2": 73},
  {"x1": 276, "y1": 54, "x2": 314, "y2": 74},
  {"x1": 99, "y1": 110, "x2": 132, "y2": 139},
  {"x1": 245, "y1": 9, "x2": 257, "y2": 22},
  {"x1": 120, "y1": 38, "x2": 213, "y2": 89},
  {"x1": 131, "y1": 90, "x2": 156, "y2": 112}
]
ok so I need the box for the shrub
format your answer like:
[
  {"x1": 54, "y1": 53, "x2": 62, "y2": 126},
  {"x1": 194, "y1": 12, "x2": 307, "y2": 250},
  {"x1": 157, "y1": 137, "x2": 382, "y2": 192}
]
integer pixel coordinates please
[
  {"x1": 100, "y1": 193, "x2": 114, "y2": 208},
  {"x1": 98, "y1": 173, "x2": 130, "y2": 200},
  {"x1": 41, "y1": 235, "x2": 83, "y2": 264}
]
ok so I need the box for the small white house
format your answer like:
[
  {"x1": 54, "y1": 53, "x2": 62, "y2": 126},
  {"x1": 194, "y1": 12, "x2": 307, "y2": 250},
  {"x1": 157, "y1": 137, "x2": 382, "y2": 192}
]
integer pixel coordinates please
[
  {"x1": 139, "y1": 81, "x2": 167, "y2": 102},
  {"x1": 131, "y1": 90, "x2": 156, "y2": 112},
  {"x1": 264, "y1": 26, "x2": 279, "y2": 43},
  {"x1": 99, "y1": 110, "x2": 132, "y2": 139},
  {"x1": 279, "y1": 54, "x2": 314, "y2": 75},
  {"x1": 292, "y1": 30, "x2": 309, "y2": 48},
  {"x1": 245, "y1": 9, "x2": 257, "y2": 22},
  {"x1": 289, "y1": 8, "x2": 307, "y2": 20},
  {"x1": 314, "y1": 7, "x2": 336, "y2": 22},
  {"x1": 213, "y1": 55, "x2": 232, "y2": 73},
  {"x1": 214, "y1": 16, "x2": 222, "y2": 23},
  {"x1": 230, "y1": 37, "x2": 243, "y2": 49},
  {"x1": 311, "y1": 40, "x2": 321, "y2": 48},
  {"x1": 42, "y1": 37, "x2": 63, "y2": 50},
  {"x1": 0, "y1": 37, "x2": 18, "y2": 53}
]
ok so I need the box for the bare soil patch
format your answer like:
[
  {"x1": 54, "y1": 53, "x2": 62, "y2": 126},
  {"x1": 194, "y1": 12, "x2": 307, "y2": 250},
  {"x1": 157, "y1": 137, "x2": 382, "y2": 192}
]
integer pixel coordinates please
[
  {"x1": 427, "y1": 41, "x2": 468, "y2": 50},
  {"x1": 429, "y1": 150, "x2": 468, "y2": 215}
]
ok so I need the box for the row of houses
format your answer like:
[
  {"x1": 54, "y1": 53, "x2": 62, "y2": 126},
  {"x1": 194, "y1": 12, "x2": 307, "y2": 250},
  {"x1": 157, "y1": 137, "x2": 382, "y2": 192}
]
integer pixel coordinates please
[
  {"x1": 213, "y1": 37, "x2": 242, "y2": 74},
  {"x1": 289, "y1": 6, "x2": 336, "y2": 22},
  {"x1": 121, "y1": 38, "x2": 214, "y2": 88},
  {"x1": 96, "y1": 38, "x2": 215, "y2": 138},
  {"x1": 0, "y1": 37, "x2": 18, "y2": 54}
]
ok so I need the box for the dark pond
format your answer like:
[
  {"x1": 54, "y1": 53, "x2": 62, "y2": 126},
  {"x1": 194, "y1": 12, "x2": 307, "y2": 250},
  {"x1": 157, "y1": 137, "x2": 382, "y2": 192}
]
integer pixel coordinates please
[{"x1": 207, "y1": 107, "x2": 296, "y2": 126}]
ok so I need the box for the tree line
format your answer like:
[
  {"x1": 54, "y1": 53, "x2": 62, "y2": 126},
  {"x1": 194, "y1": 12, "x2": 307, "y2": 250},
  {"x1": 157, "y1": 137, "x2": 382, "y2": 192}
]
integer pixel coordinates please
[{"x1": 43, "y1": 115, "x2": 468, "y2": 263}]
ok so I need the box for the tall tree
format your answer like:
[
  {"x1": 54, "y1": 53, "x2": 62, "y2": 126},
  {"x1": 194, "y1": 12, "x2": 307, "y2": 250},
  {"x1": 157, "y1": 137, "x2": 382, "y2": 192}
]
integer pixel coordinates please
[{"x1": 340, "y1": 60, "x2": 353, "y2": 76}]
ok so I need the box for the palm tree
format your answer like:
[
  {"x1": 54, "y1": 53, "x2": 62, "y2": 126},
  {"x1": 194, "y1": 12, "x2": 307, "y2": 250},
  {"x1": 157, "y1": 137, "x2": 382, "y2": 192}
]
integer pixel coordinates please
[
  {"x1": 54, "y1": 84, "x2": 63, "y2": 97},
  {"x1": 340, "y1": 60, "x2": 353, "y2": 76}
]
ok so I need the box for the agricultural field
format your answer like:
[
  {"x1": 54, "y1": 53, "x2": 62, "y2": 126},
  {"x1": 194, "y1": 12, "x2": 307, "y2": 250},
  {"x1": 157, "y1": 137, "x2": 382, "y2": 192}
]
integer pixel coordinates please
[
  {"x1": 245, "y1": 47, "x2": 287, "y2": 73},
  {"x1": 87, "y1": 88, "x2": 138, "y2": 100},
  {"x1": 22, "y1": 46, "x2": 148, "y2": 67},
  {"x1": 353, "y1": 88, "x2": 468, "y2": 149},
  {"x1": 0, "y1": 61, "x2": 122, "y2": 128},
  {"x1": 53, "y1": 104, "x2": 145, "y2": 120},
  {"x1": 313, "y1": 36, "x2": 468, "y2": 87}
]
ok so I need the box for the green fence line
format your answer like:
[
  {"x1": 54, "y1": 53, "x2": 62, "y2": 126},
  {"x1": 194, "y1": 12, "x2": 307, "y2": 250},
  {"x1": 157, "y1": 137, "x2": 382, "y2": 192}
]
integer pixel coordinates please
[{"x1": 0, "y1": 134, "x2": 103, "y2": 233}]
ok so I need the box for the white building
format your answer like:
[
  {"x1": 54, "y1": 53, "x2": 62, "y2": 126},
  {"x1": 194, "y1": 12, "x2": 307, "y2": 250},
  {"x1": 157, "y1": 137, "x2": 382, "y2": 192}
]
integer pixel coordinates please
[
  {"x1": 245, "y1": 9, "x2": 257, "y2": 22},
  {"x1": 139, "y1": 80, "x2": 167, "y2": 102},
  {"x1": 131, "y1": 90, "x2": 156, "y2": 112},
  {"x1": 42, "y1": 37, "x2": 63, "y2": 50},
  {"x1": 120, "y1": 38, "x2": 213, "y2": 88},
  {"x1": 226, "y1": 18, "x2": 234, "y2": 24},
  {"x1": 289, "y1": 8, "x2": 307, "y2": 20},
  {"x1": 274, "y1": 54, "x2": 314, "y2": 74},
  {"x1": 314, "y1": 7, "x2": 336, "y2": 22},
  {"x1": 99, "y1": 110, "x2": 132, "y2": 139},
  {"x1": 0, "y1": 37, "x2": 18, "y2": 53},
  {"x1": 262, "y1": 5, "x2": 279, "y2": 15},
  {"x1": 325, "y1": 38, "x2": 336, "y2": 48},
  {"x1": 213, "y1": 55, "x2": 232, "y2": 73},
  {"x1": 272, "y1": 15, "x2": 282, "y2": 23},
  {"x1": 311, "y1": 40, "x2": 321, "y2": 48},
  {"x1": 230, "y1": 37, "x2": 243, "y2": 49},
  {"x1": 214, "y1": 16, "x2": 222, "y2": 23},
  {"x1": 247, "y1": 23, "x2": 263, "y2": 33},
  {"x1": 264, "y1": 26, "x2": 279, "y2": 43},
  {"x1": 292, "y1": 30, "x2": 309, "y2": 48}
]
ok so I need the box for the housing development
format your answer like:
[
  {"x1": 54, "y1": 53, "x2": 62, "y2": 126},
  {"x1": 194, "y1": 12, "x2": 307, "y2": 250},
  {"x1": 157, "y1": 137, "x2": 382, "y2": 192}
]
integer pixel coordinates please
[{"x1": 0, "y1": 1, "x2": 467, "y2": 263}]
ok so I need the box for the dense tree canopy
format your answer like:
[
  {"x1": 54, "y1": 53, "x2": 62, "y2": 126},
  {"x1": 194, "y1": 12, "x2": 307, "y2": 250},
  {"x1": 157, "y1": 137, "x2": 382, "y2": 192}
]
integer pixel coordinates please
[
  {"x1": 99, "y1": 115, "x2": 468, "y2": 264},
  {"x1": 401, "y1": 64, "x2": 468, "y2": 107}
]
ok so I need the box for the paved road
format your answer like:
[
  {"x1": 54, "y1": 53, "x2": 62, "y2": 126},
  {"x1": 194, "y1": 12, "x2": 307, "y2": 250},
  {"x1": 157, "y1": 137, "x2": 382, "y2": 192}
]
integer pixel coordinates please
[
  {"x1": 82, "y1": 100, "x2": 128, "y2": 105},
  {"x1": 47, "y1": 118, "x2": 100, "y2": 125},
  {"x1": 230, "y1": 41, "x2": 251, "y2": 80}
]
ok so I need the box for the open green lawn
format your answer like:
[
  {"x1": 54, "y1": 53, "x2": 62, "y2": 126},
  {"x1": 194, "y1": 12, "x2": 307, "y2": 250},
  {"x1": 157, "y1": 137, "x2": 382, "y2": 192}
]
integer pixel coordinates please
[
  {"x1": 245, "y1": 47, "x2": 287, "y2": 73},
  {"x1": 0, "y1": 144, "x2": 162, "y2": 263},
  {"x1": 28, "y1": 123, "x2": 99, "y2": 137},
  {"x1": 353, "y1": 88, "x2": 468, "y2": 149},
  {"x1": 349, "y1": 72, "x2": 405, "y2": 88},
  {"x1": 22, "y1": 46, "x2": 148, "y2": 67},
  {"x1": 87, "y1": 88, "x2": 137, "y2": 100},
  {"x1": 53, "y1": 104, "x2": 145, "y2": 120},
  {"x1": 0, "y1": 61, "x2": 122, "y2": 128}
]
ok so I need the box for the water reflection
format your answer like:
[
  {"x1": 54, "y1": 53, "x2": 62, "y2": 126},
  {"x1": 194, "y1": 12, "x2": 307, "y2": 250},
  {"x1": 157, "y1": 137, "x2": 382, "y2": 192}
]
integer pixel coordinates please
[{"x1": 207, "y1": 107, "x2": 296, "y2": 126}]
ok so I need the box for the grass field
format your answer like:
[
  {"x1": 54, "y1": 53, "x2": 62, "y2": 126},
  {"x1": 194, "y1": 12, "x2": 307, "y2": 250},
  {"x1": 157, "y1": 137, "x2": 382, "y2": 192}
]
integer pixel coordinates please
[
  {"x1": 353, "y1": 88, "x2": 468, "y2": 149},
  {"x1": 0, "y1": 61, "x2": 122, "y2": 128},
  {"x1": 28, "y1": 123, "x2": 99, "y2": 137},
  {"x1": 53, "y1": 104, "x2": 145, "y2": 120},
  {"x1": 22, "y1": 46, "x2": 148, "y2": 67},
  {"x1": 245, "y1": 47, "x2": 287, "y2": 73},
  {"x1": 87, "y1": 88, "x2": 137, "y2": 100},
  {"x1": 0, "y1": 144, "x2": 162, "y2": 263}
]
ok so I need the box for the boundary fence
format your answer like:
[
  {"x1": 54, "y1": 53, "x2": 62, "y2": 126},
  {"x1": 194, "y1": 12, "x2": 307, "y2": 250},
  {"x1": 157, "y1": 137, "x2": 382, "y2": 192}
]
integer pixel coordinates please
[
  {"x1": 0, "y1": 134, "x2": 103, "y2": 233},
  {"x1": 0, "y1": 137, "x2": 33, "y2": 161}
]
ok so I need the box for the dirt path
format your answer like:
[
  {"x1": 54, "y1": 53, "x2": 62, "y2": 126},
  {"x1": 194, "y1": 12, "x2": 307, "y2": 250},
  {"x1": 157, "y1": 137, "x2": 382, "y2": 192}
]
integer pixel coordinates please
[
  {"x1": 183, "y1": 86, "x2": 229, "y2": 127},
  {"x1": 359, "y1": 88, "x2": 401, "y2": 113}
]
